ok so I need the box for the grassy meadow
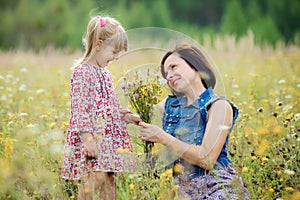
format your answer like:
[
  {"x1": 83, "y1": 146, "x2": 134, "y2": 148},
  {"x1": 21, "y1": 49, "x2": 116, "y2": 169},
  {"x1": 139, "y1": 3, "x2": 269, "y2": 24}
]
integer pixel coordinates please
[{"x1": 0, "y1": 36, "x2": 299, "y2": 199}]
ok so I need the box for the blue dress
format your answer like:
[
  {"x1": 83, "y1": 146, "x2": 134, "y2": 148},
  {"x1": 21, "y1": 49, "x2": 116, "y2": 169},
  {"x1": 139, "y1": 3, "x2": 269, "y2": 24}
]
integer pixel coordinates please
[{"x1": 162, "y1": 87, "x2": 250, "y2": 199}]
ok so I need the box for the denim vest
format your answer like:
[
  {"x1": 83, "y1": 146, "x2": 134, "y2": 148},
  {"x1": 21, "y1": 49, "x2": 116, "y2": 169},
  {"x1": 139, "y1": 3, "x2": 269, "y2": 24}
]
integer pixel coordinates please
[{"x1": 162, "y1": 87, "x2": 239, "y2": 179}]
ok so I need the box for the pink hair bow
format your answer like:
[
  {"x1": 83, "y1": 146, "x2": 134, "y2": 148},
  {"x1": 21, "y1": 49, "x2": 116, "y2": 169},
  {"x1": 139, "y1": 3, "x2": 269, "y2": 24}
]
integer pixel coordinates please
[{"x1": 96, "y1": 16, "x2": 107, "y2": 27}]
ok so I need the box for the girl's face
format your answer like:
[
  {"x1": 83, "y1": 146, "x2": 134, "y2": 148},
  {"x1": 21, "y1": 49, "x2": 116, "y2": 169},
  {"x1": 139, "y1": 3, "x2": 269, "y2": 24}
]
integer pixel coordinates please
[
  {"x1": 97, "y1": 43, "x2": 119, "y2": 67},
  {"x1": 163, "y1": 54, "x2": 200, "y2": 93}
]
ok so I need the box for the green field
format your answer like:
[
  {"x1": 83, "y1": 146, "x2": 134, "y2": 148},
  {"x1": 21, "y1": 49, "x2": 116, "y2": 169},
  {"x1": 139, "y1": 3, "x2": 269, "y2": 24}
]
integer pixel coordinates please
[{"x1": 0, "y1": 36, "x2": 299, "y2": 199}]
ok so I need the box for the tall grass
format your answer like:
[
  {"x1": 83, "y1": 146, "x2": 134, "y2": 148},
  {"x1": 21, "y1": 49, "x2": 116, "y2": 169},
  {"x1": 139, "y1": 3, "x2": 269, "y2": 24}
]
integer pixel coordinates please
[{"x1": 0, "y1": 35, "x2": 299, "y2": 199}]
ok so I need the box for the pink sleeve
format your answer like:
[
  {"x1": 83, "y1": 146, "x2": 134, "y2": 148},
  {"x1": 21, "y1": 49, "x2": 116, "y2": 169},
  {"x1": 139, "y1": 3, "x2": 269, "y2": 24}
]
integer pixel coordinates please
[{"x1": 70, "y1": 67, "x2": 95, "y2": 133}]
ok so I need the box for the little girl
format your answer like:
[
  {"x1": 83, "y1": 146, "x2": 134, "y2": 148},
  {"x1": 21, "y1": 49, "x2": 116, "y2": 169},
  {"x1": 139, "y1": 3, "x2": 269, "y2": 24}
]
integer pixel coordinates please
[{"x1": 61, "y1": 15, "x2": 141, "y2": 200}]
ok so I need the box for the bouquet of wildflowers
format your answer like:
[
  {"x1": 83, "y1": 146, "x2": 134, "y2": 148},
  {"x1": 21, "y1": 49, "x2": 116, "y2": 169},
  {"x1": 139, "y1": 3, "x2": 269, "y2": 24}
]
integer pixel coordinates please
[{"x1": 120, "y1": 67, "x2": 165, "y2": 158}]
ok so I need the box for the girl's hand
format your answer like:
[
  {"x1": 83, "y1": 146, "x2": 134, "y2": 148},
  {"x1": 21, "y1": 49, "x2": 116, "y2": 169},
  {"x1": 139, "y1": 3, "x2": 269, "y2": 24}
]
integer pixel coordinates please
[
  {"x1": 80, "y1": 132, "x2": 99, "y2": 159},
  {"x1": 120, "y1": 108, "x2": 142, "y2": 125},
  {"x1": 139, "y1": 122, "x2": 165, "y2": 143},
  {"x1": 125, "y1": 113, "x2": 143, "y2": 125}
]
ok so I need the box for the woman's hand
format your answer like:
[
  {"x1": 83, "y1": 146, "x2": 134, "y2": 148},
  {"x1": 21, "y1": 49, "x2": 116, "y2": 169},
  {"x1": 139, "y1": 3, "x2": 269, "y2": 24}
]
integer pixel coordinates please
[
  {"x1": 80, "y1": 132, "x2": 99, "y2": 159},
  {"x1": 139, "y1": 122, "x2": 166, "y2": 143}
]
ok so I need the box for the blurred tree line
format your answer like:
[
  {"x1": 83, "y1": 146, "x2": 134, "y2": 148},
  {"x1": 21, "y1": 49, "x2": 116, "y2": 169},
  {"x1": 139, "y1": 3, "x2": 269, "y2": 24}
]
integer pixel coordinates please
[{"x1": 0, "y1": 0, "x2": 299, "y2": 50}]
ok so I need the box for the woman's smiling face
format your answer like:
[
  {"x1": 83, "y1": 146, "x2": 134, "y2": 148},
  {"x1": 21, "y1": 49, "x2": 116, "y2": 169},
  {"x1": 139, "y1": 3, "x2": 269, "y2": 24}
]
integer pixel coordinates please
[{"x1": 163, "y1": 54, "x2": 200, "y2": 93}]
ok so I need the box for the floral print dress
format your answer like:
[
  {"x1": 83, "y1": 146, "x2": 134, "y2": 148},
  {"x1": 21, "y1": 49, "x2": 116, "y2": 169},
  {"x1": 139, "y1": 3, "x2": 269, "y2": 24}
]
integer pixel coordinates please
[{"x1": 61, "y1": 64, "x2": 132, "y2": 180}]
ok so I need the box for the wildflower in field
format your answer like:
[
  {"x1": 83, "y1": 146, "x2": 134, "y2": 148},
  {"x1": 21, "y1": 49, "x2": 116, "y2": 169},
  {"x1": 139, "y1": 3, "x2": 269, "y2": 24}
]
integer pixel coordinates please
[
  {"x1": 285, "y1": 187, "x2": 294, "y2": 192},
  {"x1": 294, "y1": 113, "x2": 300, "y2": 121},
  {"x1": 49, "y1": 122, "x2": 56, "y2": 129},
  {"x1": 36, "y1": 88, "x2": 45, "y2": 94},
  {"x1": 150, "y1": 143, "x2": 163, "y2": 154},
  {"x1": 39, "y1": 114, "x2": 48, "y2": 119},
  {"x1": 283, "y1": 169, "x2": 295, "y2": 175},
  {"x1": 129, "y1": 183, "x2": 134, "y2": 190},
  {"x1": 19, "y1": 112, "x2": 28, "y2": 117},
  {"x1": 278, "y1": 79, "x2": 286, "y2": 84},
  {"x1": 173, "y1": 163, "x2": 183, "y2": 173},
  {"x1": 165, "y1": 168, "x2": 173, "y2": 178},
  {"x1": 18, "y1": 83, "x2": 27, "y2": 91},
  {"x1": 20, "y1": 67, "x2": 27, "y2": 73},
  {"x1": 268, "y1": 188, "x2": 274, "y2": 193},
  {"x1": 6, "y1": 121, "x2": 14, "y2": 128},
  {"x1": 277, "y1": 170, "x2": 282, "y2": 176},
  {"x1": 242, "y1": 167, "x2": 248, "y2": 173},
  {"x1": 60, "y1": 121, "x2": 69, "y2": 130}
]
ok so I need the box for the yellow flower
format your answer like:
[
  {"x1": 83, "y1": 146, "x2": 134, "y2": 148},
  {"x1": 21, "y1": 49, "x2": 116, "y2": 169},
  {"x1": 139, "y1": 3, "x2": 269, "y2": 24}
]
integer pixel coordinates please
[
  {"x1": 285, "y1": 187, "x2": 294, "y2": 192},
  {"x1": 151, "y1": 143, "x2": 163, "y2": 153},
  {"x1": 268, "y1": 188, "x2": 274, "y2": 193},
  {"x1": 279, "y1": 178, "x2": 283, "y2": 182},
  {"x1": 60, "y1": 121, "x2": 69, "y2": 129},
  {"x1": 173, "y1": 163, "x2": 183, "y2": 173},
  {"x1": 261, "y1": 157, "x2": 269, "y2": 162},
  {"x1": 160, "y1": 171, "x2": 166, "y2": 178},
  {"x1": 49, "y1": 122, "x2": 56, "y2": 129},
  {"x1": 277, "y1": 170, "x2": 282, "y2": 176},
  {"x1": 129, "y1": 183, "x2": 134, "y2": 190},
  {"x1": 165, "y1": 169, "x2": 173, "y2": 178},
  {"x1": 242, "y1": 167, "x2": 248, "y2": 173}
]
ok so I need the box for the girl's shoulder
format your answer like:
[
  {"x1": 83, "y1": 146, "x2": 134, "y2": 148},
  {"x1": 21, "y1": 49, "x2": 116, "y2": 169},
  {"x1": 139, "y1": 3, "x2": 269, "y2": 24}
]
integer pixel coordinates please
[
  {"x1": 71, "y1": 64, "x2": 97, "y2": 82},
  {"x1": 73, "y1": 63, "x2": 93, "y2": 73},
  {"x1": 72, "y1": 63, "x2": 95, "y2": 76}
]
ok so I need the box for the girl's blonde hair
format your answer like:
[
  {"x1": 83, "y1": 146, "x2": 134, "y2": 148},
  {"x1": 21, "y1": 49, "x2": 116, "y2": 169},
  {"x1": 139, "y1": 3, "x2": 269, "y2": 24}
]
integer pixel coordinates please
[{"x1": 73, "y1": 16, "x2": 128, "y2": 68}]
